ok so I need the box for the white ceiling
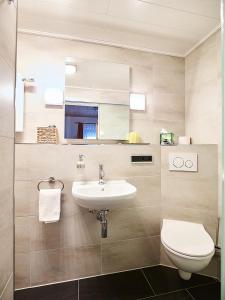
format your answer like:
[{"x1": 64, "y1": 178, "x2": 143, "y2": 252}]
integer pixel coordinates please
[{"x1": 18, "y1": 0, "x2": 221, "y2": 57}]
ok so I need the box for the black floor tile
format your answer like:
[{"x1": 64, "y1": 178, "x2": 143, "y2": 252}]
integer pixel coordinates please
[
  {"x1": 79, "y1": 269, "x2": 154, "y2": 300},
  {"x1": 142, "y1": 290, "x2": 193, "y2": 300},
  {"x1": 188, "y1": 282, "x2": 221, "y2": 300},
  {"x1": 142, "y1": 265, "x2": 217, "y2": 295},
  {"x1": 14, "y1": 281, "x2": 78, "y2": 300}
]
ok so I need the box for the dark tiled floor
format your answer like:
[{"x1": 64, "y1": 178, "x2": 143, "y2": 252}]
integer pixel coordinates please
[
  {"x1": 15, "y1": 265, "x2": 220, "y2": 300},
  {"x1": 79, "y1": 269, "x2": 153, "y2": 300},
  {"x1": 142, "y1": 265, "x2": 218, "y2": 295},
  {"x1": 14, "y1": 281, "x2": 78, "y2": 300}
]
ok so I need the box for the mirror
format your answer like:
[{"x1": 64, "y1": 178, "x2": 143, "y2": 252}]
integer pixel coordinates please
[{"x1": 64, "y1": 58, "x2": 130, "y2": 140}]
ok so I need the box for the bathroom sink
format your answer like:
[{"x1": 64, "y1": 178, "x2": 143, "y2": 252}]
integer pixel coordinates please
[{"x1": 72, "y1": 180, "x2": 136, "y2": 210}]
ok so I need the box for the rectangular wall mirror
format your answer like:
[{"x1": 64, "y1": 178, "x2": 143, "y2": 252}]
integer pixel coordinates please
[{"x1": 64, "y1": 58, "x2": 130, "y2": 141}]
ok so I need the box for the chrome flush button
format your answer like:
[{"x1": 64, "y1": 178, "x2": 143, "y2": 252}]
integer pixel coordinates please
[
  {"x1": 185, "y1": 160, "x2": 193, "y2": 168},
  {"x1": 173, "y1": 157, "x2": 184, "y2": 168}
]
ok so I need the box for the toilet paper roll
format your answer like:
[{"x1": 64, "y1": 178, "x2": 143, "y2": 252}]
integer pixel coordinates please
[{"x1": 178, "y1": 136, "x2": 191, "y2": 145}]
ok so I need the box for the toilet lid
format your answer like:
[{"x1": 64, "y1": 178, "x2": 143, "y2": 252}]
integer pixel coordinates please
[{"x1": 161, "y1": 219, "x2": 215, "y2": 257}]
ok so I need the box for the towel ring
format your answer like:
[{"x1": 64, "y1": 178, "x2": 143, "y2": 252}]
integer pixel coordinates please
[{"x1": 37, "y1": 177, "x2": 64, "y2": 191}]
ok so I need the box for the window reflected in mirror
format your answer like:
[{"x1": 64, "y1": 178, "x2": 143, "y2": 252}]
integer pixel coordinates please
[{"x1": 65, "y1": 104, "x2": 98, "y2": 139}]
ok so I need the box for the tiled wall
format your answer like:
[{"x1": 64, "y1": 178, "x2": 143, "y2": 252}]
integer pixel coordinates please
[
  {"x1": 160, "y1": 145, "x2": 219, "y2": 278},
  {"x1": 185, "y1": 31, "x2": 222, "y2": 238},
  {"x1": 16, "y1": 33, "x2": 185, "y2": 144},
  {"x1": 0, "y1": 1, "x2": 17, "y2": 299},
  {"x1": 15, "y1": 144, "x2": 161, "y2": 288},
  {"x1": 185, "y1": 30, "x2": 221, "y2": 144},
  {"x1": 15, "y1": 143, "x2": 219, "y2": 288}
]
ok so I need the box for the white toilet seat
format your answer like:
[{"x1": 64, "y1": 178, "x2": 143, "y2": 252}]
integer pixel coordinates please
[
  {"x1": 161, "y1": 239, "x2": 214, "y2": 261},
  {"x1": 161, "y1": 219, "x2": 215, "y2": 258}
]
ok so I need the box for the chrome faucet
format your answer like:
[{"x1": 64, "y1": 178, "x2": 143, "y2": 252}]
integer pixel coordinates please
[{"x1": 99, "y1": 164, "x2": 105, "y2": 184}]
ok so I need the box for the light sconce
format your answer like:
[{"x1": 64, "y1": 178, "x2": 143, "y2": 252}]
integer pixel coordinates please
[
  {"x1": 44, "y1": 88, "x2": 64, "y2": 106},
  {"x1": 130, "y1": 93, "x2": 146, "y2": 111},
  {"x1": 65, "y1": 64, "x2": 77, "y2": 75}
]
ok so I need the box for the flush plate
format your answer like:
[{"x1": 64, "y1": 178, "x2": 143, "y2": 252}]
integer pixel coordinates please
[{"x1": 169, "y1": 153, "x2": 198, "y2": 172}]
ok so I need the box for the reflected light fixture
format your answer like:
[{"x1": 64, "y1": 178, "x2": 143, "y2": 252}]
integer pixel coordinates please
[
  {"x1": 130, "y1": 93, "x2": 146, "y2": 111},
  {"x1": 65, "y1": 64, "x2": 77, "y2": 75},
  {"x1": 44, "y1": 88, "x2": 64, "y2": 106}
]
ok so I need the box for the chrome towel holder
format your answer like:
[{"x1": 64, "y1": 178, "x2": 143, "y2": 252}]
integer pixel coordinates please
[{"x1": 37, "y1": 177, "x2": 64, "y2": 191}]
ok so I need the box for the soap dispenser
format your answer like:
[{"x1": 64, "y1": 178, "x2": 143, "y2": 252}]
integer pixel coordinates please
[{"x1": 76, "y1": 154, "x2": 85, "y2": 169}]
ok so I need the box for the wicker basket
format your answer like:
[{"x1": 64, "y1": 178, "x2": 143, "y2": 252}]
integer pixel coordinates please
[{"x1": 37, "y1": 126, "x2": 58, "y2": 144}]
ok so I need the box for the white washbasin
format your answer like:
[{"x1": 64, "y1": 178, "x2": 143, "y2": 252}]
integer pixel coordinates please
[{"x1": 72, "y1": 180, "x2": 136, "y2": 210}]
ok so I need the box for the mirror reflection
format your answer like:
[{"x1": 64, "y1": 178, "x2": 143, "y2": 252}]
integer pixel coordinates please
[{"x1": 64, "y1": 58, "x2": 130, "y2": 141}]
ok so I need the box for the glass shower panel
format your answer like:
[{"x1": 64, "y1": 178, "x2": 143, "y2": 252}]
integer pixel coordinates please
[{"x1": 221, "y1": 0, "x2": 225, "y2": 299}]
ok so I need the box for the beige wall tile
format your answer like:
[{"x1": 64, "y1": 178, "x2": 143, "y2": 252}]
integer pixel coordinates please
[
  {"x1": 161, "y1": 176, "x2": 218, "y2": 212},
  {"x1": 153, "y1": 67, "x2": 184, "y2": 95},
  {"x1": 15, "y1": 253, "x2": 30, "y2": 289},
  {"x1": 102, "y1": 206, "x2": 160, "y2": 243},
  {"x1": 15, "y1": 217, "x2": 30, "y2": 253},
  {"x1": 125, "y1": 176, "x2": 161, "y2": 208},
  {"x1": 0, "y1": 138, "x2": 14, "y2": 186},
  {"x1": 29, "y1": 217, "x2": 60, "y2": 251},
  {"x1": 0, "y1": 210, "x2": 13, "y2": 296},
  {"x1": 0, "y1": 275, "x2": 13, "y2": 300},
  {"x1": 0, "y1": 1, "x2": 16, "y2": 297},
  {"x1": 0, "y1": 0, "x2": 17, "y2": 69},
  {"x1": 30, "y1": 245, "x2": 101, "y2": 286},
  {"x1": 60, "y1": 213, "x2": 100, "y2": 248},
  {"x1": 102, "y1": 236, "x2": 160, "y2": 274},
  {"x1": 185, "y1": 30, "x2": 221, "y2": 145},
  {"x1": 15, "y1": 181, "x2": 37, "y2": 217},
  {"x1": 15, "y1": 144, "x2": 161, "y2": 181},
  {"x1": 0, "y1": 57, "x2": 15, "y2": 138},
  {"x1": 0, "y1": 139, "x2": 14, "y2": 295}
]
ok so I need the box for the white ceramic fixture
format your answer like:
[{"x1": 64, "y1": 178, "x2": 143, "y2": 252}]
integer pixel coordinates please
[
  {"x1": 161, "y1": 219, "x2": 215, "y2": 280},
  {"x1": 72, "y1": 180, "x2": 136, "y2": 210}
]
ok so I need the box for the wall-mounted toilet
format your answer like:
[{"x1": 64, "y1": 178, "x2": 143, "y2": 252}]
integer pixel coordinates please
[{"x1": 161, "y1": 219, "x2": 215, "y2": 280}]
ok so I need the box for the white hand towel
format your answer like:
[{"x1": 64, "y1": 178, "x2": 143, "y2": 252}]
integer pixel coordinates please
[{"x1": 39, "y1": 188, "x2": 61, "y2": 223}]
